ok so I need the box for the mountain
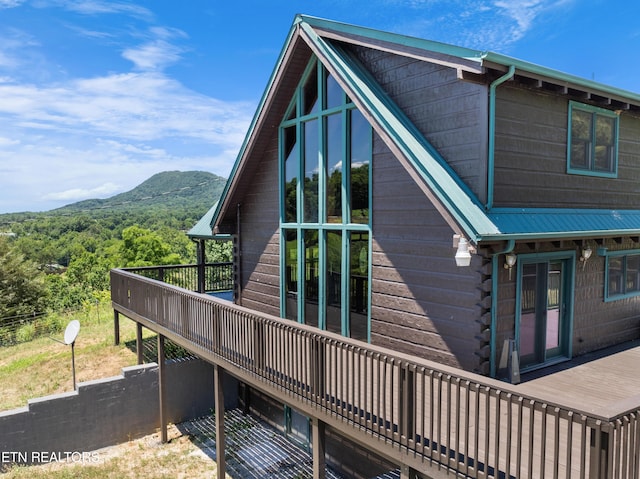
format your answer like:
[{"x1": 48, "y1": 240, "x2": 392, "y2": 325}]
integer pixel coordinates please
[{"x1": 53, "y1": 171, "x2": 227, "y2": 214}]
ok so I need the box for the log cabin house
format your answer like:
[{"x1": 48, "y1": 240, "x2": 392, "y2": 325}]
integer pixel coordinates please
[{"x1": 111, "y1": 15, "x2": 640, "y2": 479}]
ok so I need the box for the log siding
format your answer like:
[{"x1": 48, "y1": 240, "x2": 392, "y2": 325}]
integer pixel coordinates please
[{"x1": 493, "y1": 84, "x2": 640, "y2": 209}]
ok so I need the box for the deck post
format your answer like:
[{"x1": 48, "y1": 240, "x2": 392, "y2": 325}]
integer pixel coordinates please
[
  {"x1": 400, "y1": 464, "x2": 417, "y2": 479},
  {"x1": 136, "y1": 323, "x2": 144, "y2": 364},
  {"x1": 400, "y1": 365, "x2": 415, "y2": 439},
  {"x1": 197, "y1": 239, "x2": 205, "y2": 293},
  {"x1": 113, "y1": 310, "x2": 120, "y2": 345},
  {"x1": 158, "y1": 334, "x2": 167, "y2": 443},
  {"x1": 214, "y1": 364, "x2": 226, "y2": 478},
  {"x1": 589, "y1": 427, "x2": 611, "y2": 479},
  {"x1": 311, "y1": 417, "x2": 326, "y2": 479}
]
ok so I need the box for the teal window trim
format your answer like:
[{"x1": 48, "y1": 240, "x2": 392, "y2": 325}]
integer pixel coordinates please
[
  {"x1": 600, "y1": 248, "x2": 640, "y2": 302},
  {"x1": 567, "y1": 100, "x2": 619, "y2": 178},
  {"x1": 513, "y1": 250, "x2": 576, "y2": 367},
  {"x1": 279, "y1": 56, "x2": 372, "y2": 342}
]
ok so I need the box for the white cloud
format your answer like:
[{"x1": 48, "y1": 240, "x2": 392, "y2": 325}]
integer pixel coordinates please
[
  {"x1": 56, "y1": 0, "x2": 153, "y2": 20},
  {"x1": 122, "y1": 40, "x2": 184, "y2": 71},
  {"x1": 0, "y1": 72, "x2": 253, "y2": 144},
  {"x1": 0, "y1": 136, "x2": 19, "y2": 146},
  {"x1": 384, "y1": 0, "x2": 569, "y2": 50},
  {"x1": 44, "y1": 183, "x2": 122, "y2": 201},
  {"x1": 0, "y1": 0, "x2": 24, "y2": 8}
]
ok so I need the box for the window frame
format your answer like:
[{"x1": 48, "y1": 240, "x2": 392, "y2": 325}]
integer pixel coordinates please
[
  {"x1": 602, "y1": 248, "x2": 640, "y2": 302},
  {"x1": 278, "y1": 57, "x2": 372, "y2": 342},
  {"x1": 567, "y1": 101, "x2": 619, "y2": 178}
]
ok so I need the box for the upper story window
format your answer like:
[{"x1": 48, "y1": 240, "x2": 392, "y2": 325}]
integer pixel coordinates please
[
  {"x1": 280, "y1": 57, "x2": 372, "y2": 341},
  {"x1": 567, "y1": 101, "x2": 618, "y2": 178}
]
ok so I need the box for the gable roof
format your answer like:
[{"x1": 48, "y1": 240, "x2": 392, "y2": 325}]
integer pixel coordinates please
[{"x1": 205, "y1": 14, "x2": 640, "y2": 245}]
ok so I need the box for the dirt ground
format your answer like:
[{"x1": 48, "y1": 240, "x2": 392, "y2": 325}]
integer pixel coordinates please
[{"x1": 3, "y1": 423, "x2": 222, "y2": 479}]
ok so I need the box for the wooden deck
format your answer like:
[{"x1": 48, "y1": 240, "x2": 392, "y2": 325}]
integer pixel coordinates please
[
  {"x1": 518, "y1": 341, "x2": 640, "y2": 414},
  {"x1": 111, "y1": 267, "x2": 640, "y2": 479}
]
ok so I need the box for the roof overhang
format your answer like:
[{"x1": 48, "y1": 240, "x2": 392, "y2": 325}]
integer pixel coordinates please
[{"x1": 481, "y1": 208, "x2": 640, "y2": 242}]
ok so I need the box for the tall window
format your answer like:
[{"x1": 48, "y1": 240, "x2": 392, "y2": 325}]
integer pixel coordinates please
[
  {"x1": 280, "y1": 58, "x2": 372, "y2": 341},
  {"x1": 567, "y1": 101, "x2": 618, "y2": 177}
]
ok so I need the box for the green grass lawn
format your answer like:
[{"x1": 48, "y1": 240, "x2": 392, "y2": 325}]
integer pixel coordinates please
[{"x1": 0, "y1": 303, "x2": 153, "y2": 411}]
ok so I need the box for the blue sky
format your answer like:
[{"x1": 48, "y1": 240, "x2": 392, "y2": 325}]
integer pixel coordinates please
[{"x1": 0, "y1": 0, "x2": 639, "y2": 213}]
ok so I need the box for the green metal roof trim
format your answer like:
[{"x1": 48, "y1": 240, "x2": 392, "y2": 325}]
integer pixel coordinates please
[
  {"x1": 300, "y1": 14, "x2": 640, "y2": 105},
  {"x1": 486, "y1": 208, "x2": 640, "y2": 240},
  {"x1": 299, "y1": 21, "x2": 500, "y2": 241},
  {"x1": 188, "y1": 202, "x2": 218, "y2": 238}
]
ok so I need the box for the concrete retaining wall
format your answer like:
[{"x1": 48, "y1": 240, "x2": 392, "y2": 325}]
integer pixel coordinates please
[{"x1": 0, "y1": 358, "x2": 216, "y2": 463}]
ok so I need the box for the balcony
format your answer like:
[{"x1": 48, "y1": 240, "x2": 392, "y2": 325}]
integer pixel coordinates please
[{"x1": 110, "y1": 264, "x2": 640, "y2": 479}]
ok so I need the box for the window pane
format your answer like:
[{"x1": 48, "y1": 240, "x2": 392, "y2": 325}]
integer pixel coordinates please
[
  {"x1": 325, "y1": 70, "x2": 342, "y2": 109},
  {"x1": 546, "y1": 263, "x2": 562, "y2": 351},
  {"x1": 571, "y1": 109, "x2": 592, "y2": 140},
  {"x1": 520, "y1": 264, "x2": 537, "y2": 359},
  {"x1": 303, "y1": 120, "x2": 319, "y2": 223},
  {"x1": 303, "y1": 63, "x2": 319, "y2": 115},
  {"x1": 609, "y1": 257, "x2": 623, "y2": 296},
  {"x1": 326, "y1": 231, "x2": 342, "y2": 334},
  {"x1": 626, "y1": 255, "x2": 640, "y2": 293},
  {"x1": 570, "y1": 109, "x2": 591, "y2": 170},
  {"x1": 285, "y1": 230, "x2": 298, "y2": 321},
  {"x1": 350, "y1": 109, "x2": 371, "y2": 224},
  {"x1": 284, "y1": 126, "x2": 298, "y2": 223},
  {"x1": 594, "y1": 115, "x2": 615, "y2": 172},
  {"x1": 349, "y1": 232, "x2": 368, "y2": 341},
  {"x1": 570, "y1": 143, "x2": 589, "y2": 170},
  {"x1": 326, "y1": 113, "x2": 343, "y2": 223},
  {"x1": 304, "y1": 230, "x2": 319, "y2": 328},
  {"x1": 285, "y1": 100, "x2": 297, "y2": 121}
]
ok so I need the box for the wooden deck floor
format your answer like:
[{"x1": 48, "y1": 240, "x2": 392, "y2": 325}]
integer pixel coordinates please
[{"x1": 516, "y1": 340, "x2": 640, "y2": 415}]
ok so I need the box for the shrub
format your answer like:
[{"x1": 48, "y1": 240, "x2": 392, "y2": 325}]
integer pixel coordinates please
[{"x1": 15, "y1": 323, "x2": 36, "y2": 343}]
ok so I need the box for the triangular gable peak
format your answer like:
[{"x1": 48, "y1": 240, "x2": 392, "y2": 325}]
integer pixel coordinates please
[
  {"x1": 211, "y1": 14, "x2": 640, "y2": 244},
  {"x1": 213, "y1": 14, "x2": 499, "y2": 243}
]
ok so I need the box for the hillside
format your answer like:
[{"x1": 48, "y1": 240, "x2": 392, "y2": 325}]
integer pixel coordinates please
[{"x1": 53, "y1": 170, "x2": 227, "y2": 214}]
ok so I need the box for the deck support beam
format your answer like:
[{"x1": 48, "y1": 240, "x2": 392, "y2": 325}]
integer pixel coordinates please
[
  {"x1": 214, "y1": 364, "x2": 226, "y2": 478},
  {"x1": 312, "y1": 417, "x2": 326, "y2": 479},
  {"x1": 136, "y1": 323, "x2": 144, "y2": 364},
  {"x1": 158, "y1": 334, "x2": 167, "y2": 443},
  {"x1": 113, "y1": 310, "x2": 120, "y2": 345},
  {"x1": 400, "y1": 465, "x2": 417, "y2": 479},
  {"x1": 589, "y1": 429, "x2": 612, "y2": 479}
]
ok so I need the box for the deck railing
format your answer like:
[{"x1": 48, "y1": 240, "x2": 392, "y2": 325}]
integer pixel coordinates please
[
  {"x1": 110, "y1": 267, "x2": 640, "y2": 479},
  {"x1": 123, "y1": 262, "x2": 233, "y2": 294}
]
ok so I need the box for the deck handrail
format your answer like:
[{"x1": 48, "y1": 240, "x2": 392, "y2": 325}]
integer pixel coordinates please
[
  {"x1": 110, "y1": 267, "x2": 640, "y2": 478},
  {"x1": 122, "y1": 262, "x2": 233, "y2": 293}
]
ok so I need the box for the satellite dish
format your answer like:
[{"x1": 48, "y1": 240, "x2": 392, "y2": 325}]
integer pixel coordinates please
[{"x1": 63, "y1": 320, "x2": 80, "y2": 345}]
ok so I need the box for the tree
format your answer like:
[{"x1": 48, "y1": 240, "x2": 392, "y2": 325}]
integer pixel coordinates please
[
  {"x1": 119, "y1": 225, "x2": 181, "y2": 267},
  {"x1": 0, "y1": 238, "x2": 48, "y2": 320}
]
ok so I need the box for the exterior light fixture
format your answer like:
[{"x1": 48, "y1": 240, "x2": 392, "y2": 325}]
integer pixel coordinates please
[
  {"x1": 580, "y1": 246, "x2": 593, "y2": 269},
  {"x1": 454, "y1": 237, "x2": 472, "y2": 267},
  {"x1": 504, "y1": 253, "x2": 517, "y2": 280}
]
